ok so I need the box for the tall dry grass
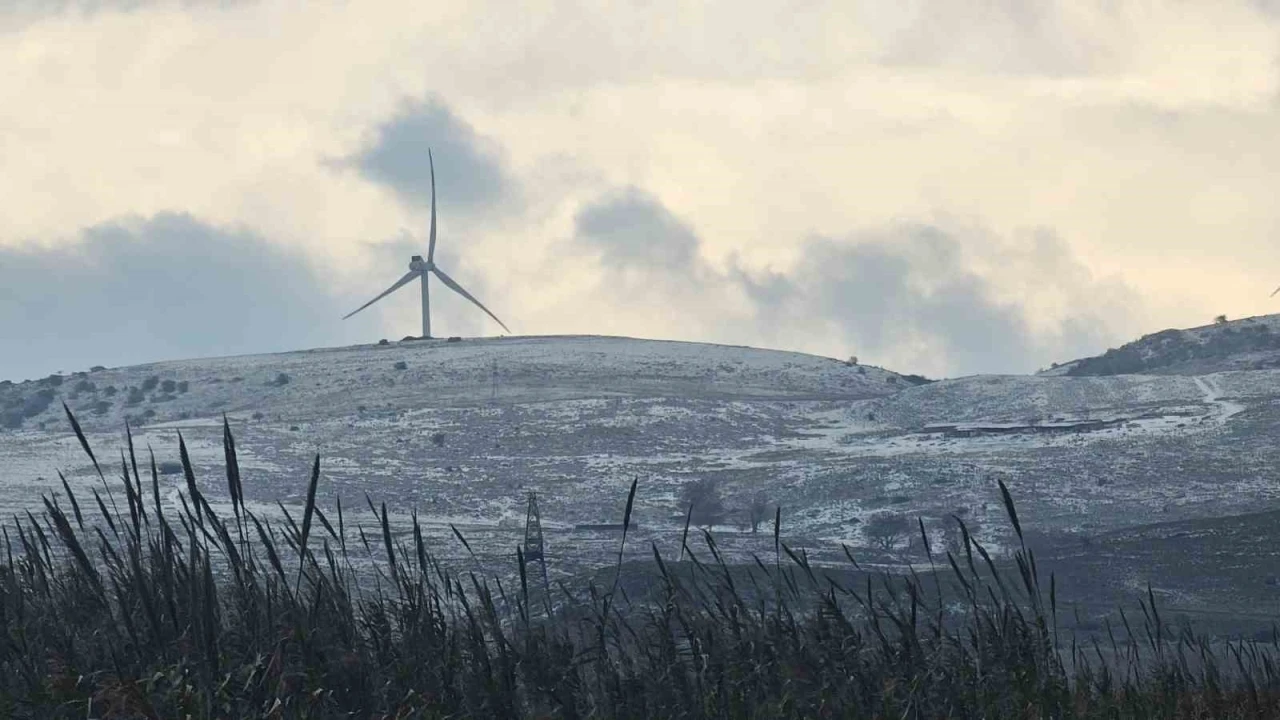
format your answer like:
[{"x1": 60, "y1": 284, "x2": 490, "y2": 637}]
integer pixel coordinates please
[{"x1": 1, "y1": 405, "x2": 1279, "y2": 717}]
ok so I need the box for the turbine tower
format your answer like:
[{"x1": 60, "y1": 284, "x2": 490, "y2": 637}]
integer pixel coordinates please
[{"x1": 344, "y1": 149, "x2": 511, "y2": 339}]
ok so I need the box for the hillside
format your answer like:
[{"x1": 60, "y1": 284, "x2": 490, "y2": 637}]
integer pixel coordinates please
[
  {"x1": 0, "y1": 335, "x2": 903, "y2": 433},
  {"x1": 4, "y1": 333, "x2": 1280, "y2": 629},
  {"x1": 0, "y1": 335, "x2": 908, "y2": 567},
  {"x1": 1046, "y1": 314, "x2": 1280, "y2": 376}
]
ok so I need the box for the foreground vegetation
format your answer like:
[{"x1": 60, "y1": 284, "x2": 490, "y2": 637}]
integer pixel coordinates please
[{"x1": 3, "y1": 408, "x2": 1280, "y2": 718}]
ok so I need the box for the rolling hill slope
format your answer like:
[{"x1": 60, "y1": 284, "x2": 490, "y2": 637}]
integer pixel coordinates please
[
  {"x1": 3, "y1": 330, "x2": 1280, "y2": 628},
  {"x1": 1045, "y1": 314, "x2": 1280, "y2": 376}
]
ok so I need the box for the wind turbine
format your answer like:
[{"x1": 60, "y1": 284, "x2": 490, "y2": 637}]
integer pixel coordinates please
[{"x1": 344, "y1": 149, "x2": 511, "y2": 339}]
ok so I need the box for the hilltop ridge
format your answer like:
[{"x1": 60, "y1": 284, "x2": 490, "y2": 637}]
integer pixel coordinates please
[
  {"x1": 0, "y1": 334, "x2": 905, "y2": 433},
  {"x1": 1043, "y1": 313, "x2": 1280, "y2": 377}
]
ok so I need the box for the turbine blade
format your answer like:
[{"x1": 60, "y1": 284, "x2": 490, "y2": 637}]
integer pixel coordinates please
[
  {"x1": 342, "y1": 271, "x2": 419, "y2": 320},
  {"x1": 1271, "y1": 284, "x2": 1280, "y2": 298},
  {"x1": 427, "y1": 149, "x2": 438, "y2": 263},
  {"x1": 431, "y1": 267, "x2": 511, "y2": 334}
]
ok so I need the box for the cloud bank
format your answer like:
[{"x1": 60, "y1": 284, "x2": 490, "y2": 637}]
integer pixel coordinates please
[
  {"x1": 348, "y1": 98, "x2": 516, "y2": 213},
  {"x1": 0, "y1": 213, "x2": 364, "y2": 382},
  {"x1": 3, "y1": 1, "x2": 1279, "y2": 379},
  {"x1": 571, "y1": 188, "x2": 1136, "y2": 377}
]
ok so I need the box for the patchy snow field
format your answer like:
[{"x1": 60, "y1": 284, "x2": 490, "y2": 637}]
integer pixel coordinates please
[{"x1": 3, "y1": 335, "x2": 1280, "y2": 578}]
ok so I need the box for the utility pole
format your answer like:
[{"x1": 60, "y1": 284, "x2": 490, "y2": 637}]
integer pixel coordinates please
[{"x1": 522, "y1": 492, "x2": 551, "y2": 614}]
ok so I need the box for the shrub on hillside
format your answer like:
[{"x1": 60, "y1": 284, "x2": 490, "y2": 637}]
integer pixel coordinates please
[
  {"x1": 746, "y1": 491, "x2": 771, "y2": 534},
  {"x1": 21, "y1": 388, "x2": 55, "y2": 419},
  {"x1": 865, "y1": 512, "x2": 912, "y2": 550},
  {"x1": 679, "y1": 477, "x2": 726, "y2": 526}
]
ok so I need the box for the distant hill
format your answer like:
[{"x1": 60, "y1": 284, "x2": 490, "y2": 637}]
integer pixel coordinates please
[
  {"x1": 0, "y1": 334, "x2": 905, "y2": 432},
  {"x1": 1044, "y1": 314, "x2": 1280, "y2": 377}
]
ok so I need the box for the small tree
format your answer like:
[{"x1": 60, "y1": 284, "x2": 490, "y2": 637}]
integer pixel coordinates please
[
  {"x1": 680, "y1": 477, "x2": 726, "y2": 527},
  {"x1": 747, "y1": 492, "x2": 770, "y2": 534},
  {"x1": 1215, "y1": 314, "x2": 1228, "y2": 325},
  {"x1": 865, "y1": 513, "x2": 911, "y2": 551}
]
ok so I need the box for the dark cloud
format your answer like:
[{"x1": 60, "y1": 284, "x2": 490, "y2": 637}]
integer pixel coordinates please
[
  {"x1": 349, "y1": 98, "x2": 514, "y2": 213},
  {"x1": 571, "y1": 187, "x2": 1136, "y2": 377},
  {"x1": 574, "y1": 188, "x2": 701, "y2": 271},
  {"x1": 740, "y1": 226, "x2": 1139, "y2": 376},
  {"x1": 741, "y1": 232, "x2": 1038, "y2": 375},
  {"x1": 0, "y1": 212, "x2": 368, "y2": 382}
]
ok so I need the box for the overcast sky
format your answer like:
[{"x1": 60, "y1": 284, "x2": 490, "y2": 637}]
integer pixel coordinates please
[{"x1": 2, "y1": 1, "x2": 1279, "y2": 382}]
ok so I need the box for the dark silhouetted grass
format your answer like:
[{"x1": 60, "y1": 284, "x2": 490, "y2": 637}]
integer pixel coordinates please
[{"x1": 2, "y1": 407, "x2": 1280, "y2": 717}]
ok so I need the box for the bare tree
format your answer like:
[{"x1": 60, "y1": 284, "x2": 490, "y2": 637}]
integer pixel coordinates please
[
  {"x1": 865, "y1": 513, "x2": 911, "y2": 551},
  {"x1": 680, "y1": 477, "x2": 726, "y2": 527}
]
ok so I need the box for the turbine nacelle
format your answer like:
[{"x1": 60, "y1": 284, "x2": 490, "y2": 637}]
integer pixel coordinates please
[{"x1": 344, "y1": 149, "x2": 510, "y2": 338}]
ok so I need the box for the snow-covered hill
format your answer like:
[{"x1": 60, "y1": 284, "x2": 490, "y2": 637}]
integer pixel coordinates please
[
  {"x1": 1, "y1": 335, "x2": 901, "y2": 433},
  {"x1": 0, "y1": 336, "x2": 906, "y2": 568},
  {"x1": 4, "y1": 332, "x2": 1280, "y2": 625}
]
